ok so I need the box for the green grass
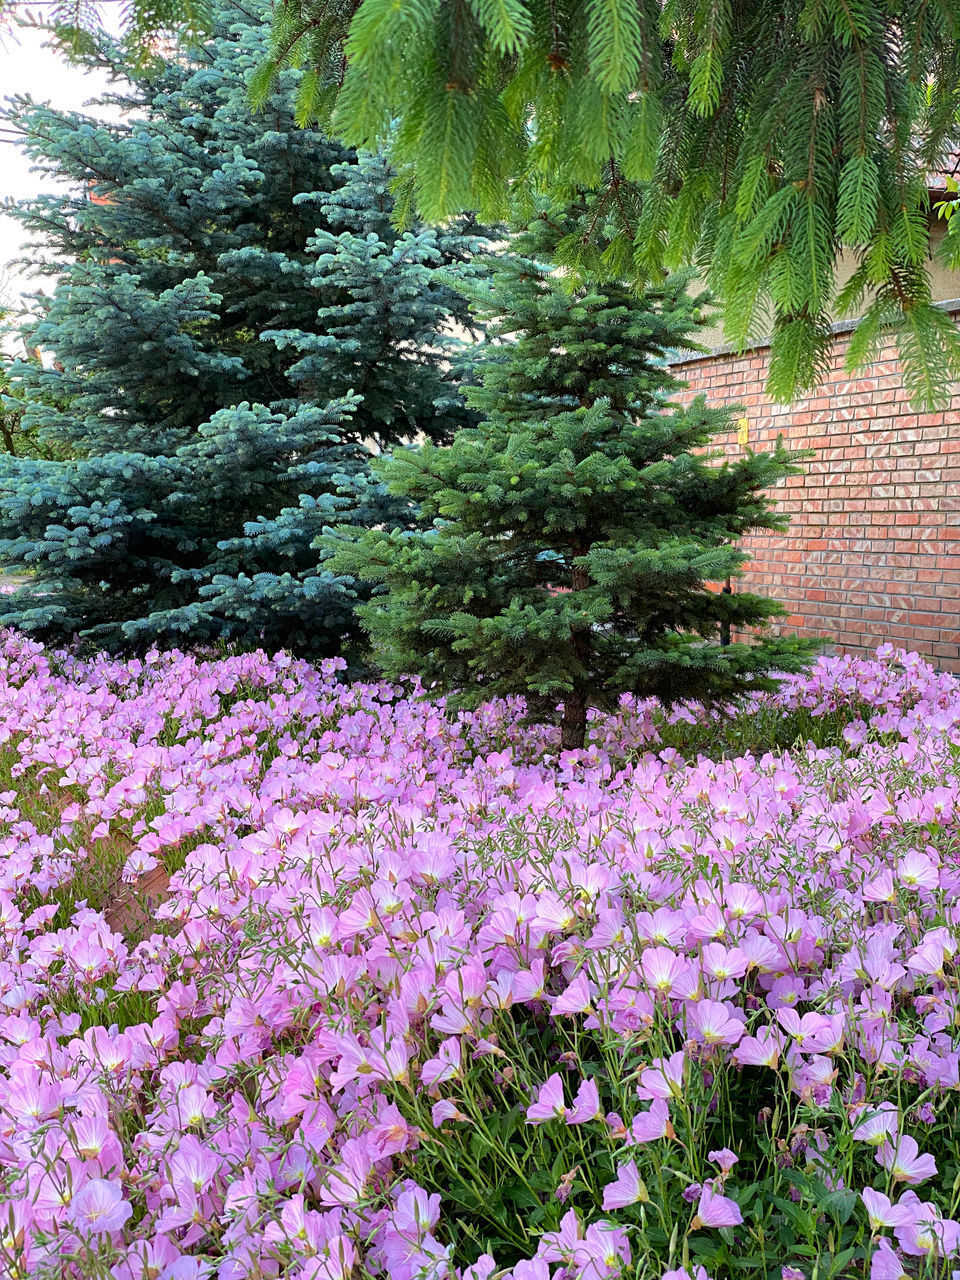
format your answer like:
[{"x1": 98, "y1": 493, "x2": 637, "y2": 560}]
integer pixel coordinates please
[
  {"x1": 52, "y1": 986, "x2": 160, "y2": 1035},
  {"x1": 647, "y1": 701, "x2": 872, "y2": 762}
]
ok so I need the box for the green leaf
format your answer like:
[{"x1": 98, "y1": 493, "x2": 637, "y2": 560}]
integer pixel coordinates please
[
  {"x1": 836, "y1": 153, "x2": 879, "y2": 243},
  {"x1": 466, "y1": 0, "x2": 532, "y2": 53},
  {"x1": 770, "y1": 1194, "x2": 816, "y2": 1233},
  {"x1": 820, "y1": 1188, "x2": 857, "y2": 1224},
  {"x1": 767, "y1": 312, "x2": 832, "y2": 401},
  {"x1": 621, "y1": 92, "x2": 662, "y2": 182},
  {"x1": 828, "y1": 1247, "x2": 862, "y2": 1277},
  {"x1": 345, "y1": 0, "x2": 440, "y2": 66},
  {"x1": 415, "y1": 90, "x2": 482, "y2": 221},
  {"x1": 586, "y1": 0, "x2": 644, "y2": 94},
  {"x1": 734, "y1": 153, "x2": 773, "y2": 226},
  {"x1": 248, "y1": 60, "x2": 276, "y2": 111},
  {"x1": 844, "y1": 299, "x2": 887, "y2": 368},
  {"x1": 293, "y1": 67, "x2": 321, "y2": 126},
  {"x1": 687, "y1": 0, "x2": 731, "y2": 116},
  {"x1": 895, "y1": 299, "x2": 960, "y2": 410},
  {"x1": 732, "y1": 187, "x2": 798, "y2": 267}
]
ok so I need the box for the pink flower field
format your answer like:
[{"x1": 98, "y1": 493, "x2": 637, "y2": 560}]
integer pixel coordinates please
[{"x1": 0, "y1": 634, "x2": 959, "y2": 1279}]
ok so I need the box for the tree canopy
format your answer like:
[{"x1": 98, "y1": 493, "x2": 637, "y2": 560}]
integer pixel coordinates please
[
  {"x1": 15, "y1": 0, "x2": 960, "y2": 406},
  {"x1": 262, "y1": 0, "x2": 960, "y2": 408}
]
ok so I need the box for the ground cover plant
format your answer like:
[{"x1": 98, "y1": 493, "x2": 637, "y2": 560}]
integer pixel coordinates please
[{"x1": 0, "y1": 634, "x2": 958, "y2": 1278}]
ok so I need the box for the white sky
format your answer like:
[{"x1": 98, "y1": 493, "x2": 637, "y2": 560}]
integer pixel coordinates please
[{"x1": 0, "y1": 6, "x2": 123, "y2": 328}]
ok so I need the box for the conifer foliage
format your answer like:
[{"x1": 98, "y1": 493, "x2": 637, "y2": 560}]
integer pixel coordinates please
[
  {"x1": 11, "y1": 2, "x2": 960, "y2": 403},
  {"x1": 0, "y1": 1, "x2": 489, "y2": 655},
  {"x1": 250, "y1": 0, "x2": 960, "y2": 409},
  {"x1": 330, "y1": 212, "x2": 818, "y2": 751}
]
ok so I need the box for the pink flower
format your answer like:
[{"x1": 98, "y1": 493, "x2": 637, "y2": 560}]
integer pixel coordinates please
[
  {"x1": 432, "y1": 1099, "x2": 469, "y2": 1125},
  {"x1": 708, "y1": 1148, "x2": 738, "y2": 1174},
  {"x1": 863, "y1": 870, "x2": 895, "y2": 903},
  {"x1": 175, "y1": 1083, "x2": 215, "y2": 1128},
  {"x1": 641, "y1": 947, "x2": 699, "y2": 999},
  {"x1": 513, "y1": 961, "x2": 548, "y2": 1002},
  {"x1": 575, "y1": 1221, "x2": 631, "y2": 1279},
  {"x1": 370, "y1": 1103, "x2": 420, "y2": 1156},
  {"x1": 510, "y1": 1261, "x2": 551, "y2": 1280},
  {"x1": 301, "y1": 1234, "x2": 357, "y2": 1280},
  {"x1": 463, "y1": 1257, "x2": 497, "y2": 1280},
  {"x1": 169, "y1": 1134, "x2": 220, "y2": 1198},
  {"x1": 421, "y1": 1037, "x2": 461, "y2": 1089},
  {"x1": 876, "y1": 1134, "x2": 937, "y2": 1186},
  {"x1": 869, "y1": 1239, "x2": 905, "y2": 1280},
  {"x1": 329, "y1": 1028, "x2": 409, "y2": 1091},
  {"x1": 861, "y1": 1187, "x2": 915, "y2": 1230},
  {"x1": 688, "y1": 903, "x2": 728, "y2": 942},
  {"x1": 318, "y1": 1139, "x2": 372, "y2": 1206},
  {"x1": 692, "y1": 1182, "x2": 743, "y2": 1229},
  {"x1": 852, "y1": 1103, "x2": 899, "y2": 1146},
  {"x1": 526, "y1": 1074, "x2": 566, "y2": 1125},
  {"x1": 636, "y1": 908, "x2": 687, "y2": 946},
  {"x1": 565, "y1": 1077, "x2": 601, "y2": 1125},
  {"x1": 263, "y1": 1194, "x2": 329, "y2": 1253},
  {"x1": 733, "y1": 1025, "x2": 785, "y2": 1068},
  {"x1": 896, "y1": 851, "x2": 939, "y2": 890},
  {"x1": 686, "y1": 999, "x2": 744, "y2": 1047},
  {"x1": 392, "y1": 1182, "x2": 441, "y2": 1236},
  {"x1": 628, "y1": 1098, "x2": 673, "y2": 1145},
  {"x1": 602, "y1": 1160, "x2": 647, "y2": 1210},
  {"x1": 776, "y1": 1009, "x2": 844, "y2": 1053},
  {"x1": 538, "y1": 1208, "x2": 584, "y2": 1262},
  {"x1": 69, "y1": 1114, "x2": 123, "y2": 1174},
  {"x1": 552, "y1": 973, "x2": 592, "y2": 1016},
  {"x1": 637, "y1": 1051, "x2": 685, "y2": 1100},
  {"x1": 700, "y1": 943, "x2": 748, "y2": 984},
  {"x1": 895, "y1": 1204, "x2": 960, "y2": 1257},
  {"x1": 69, "y1": 1179, "x2": 132, "y2": 1235},
  {"x1": 907, "y1": 934, "x2": 952, "y2": 977}
]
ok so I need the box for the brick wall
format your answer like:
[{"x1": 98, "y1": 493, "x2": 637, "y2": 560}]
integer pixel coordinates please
[{"x1": 670, "y1": 320, "x2": 960, "y2": 670}]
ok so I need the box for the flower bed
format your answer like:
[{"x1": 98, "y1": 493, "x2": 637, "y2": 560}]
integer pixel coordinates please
[{"x1": 0, "y1": 635, "x2": 958, "y2": 1279}]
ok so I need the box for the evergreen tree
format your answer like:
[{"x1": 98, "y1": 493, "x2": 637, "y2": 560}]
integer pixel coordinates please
[
  {"x1": 330, "y1": 211, "x2": 817, "y2": 751},
  {"x1": 0, "y1": 353, "x2": 63, "y2": 460},
  {"x1": 0, "y1": 291, "x2": 70, "y2": 462},
  {"x1": 0, "y1": 2, "x2": 489, "y2": 654}
]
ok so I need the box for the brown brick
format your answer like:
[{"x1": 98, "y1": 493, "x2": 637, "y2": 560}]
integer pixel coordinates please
[{"x1": 676, "y1": 327, "x2": 960, "y2": 671}]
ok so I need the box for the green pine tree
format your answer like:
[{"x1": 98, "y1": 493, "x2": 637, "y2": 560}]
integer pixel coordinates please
[
  {"x1": 330, "y1": 209, "x2": 818, "y2": 750},
  {"x1": 0, "y1": 353, "x2": 64, "y2": 460}
]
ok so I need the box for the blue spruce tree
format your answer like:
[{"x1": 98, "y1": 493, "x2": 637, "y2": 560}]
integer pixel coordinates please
[{"x1": 0, "y1": 1, "x2": 489, "y2": 655}]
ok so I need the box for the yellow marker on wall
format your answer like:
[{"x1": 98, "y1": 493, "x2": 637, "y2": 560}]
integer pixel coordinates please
[{"x1": 736, "y1": 416, "x2": 749, "y2": 446}]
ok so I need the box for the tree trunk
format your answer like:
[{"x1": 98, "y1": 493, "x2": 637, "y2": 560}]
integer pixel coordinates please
[{"x1": 560, "y1": 688, "x2": 587, "y2": 751}]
